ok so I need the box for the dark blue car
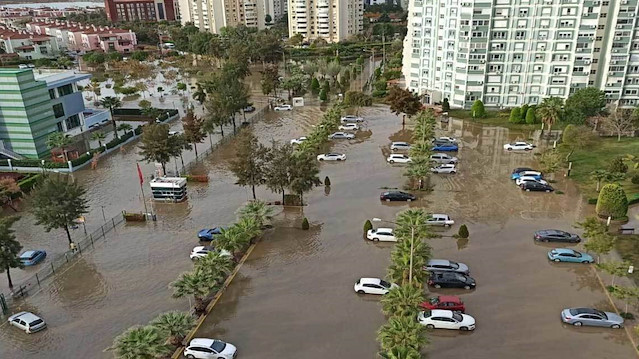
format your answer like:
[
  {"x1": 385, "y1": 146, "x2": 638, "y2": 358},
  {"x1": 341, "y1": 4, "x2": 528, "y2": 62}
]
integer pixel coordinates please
[
  {"x1": 19, "y1": 250, "x2": 46, "y2": 266},
  {"x1": 198, "y1": 227, "x2": 225, "y2": 241},
  {"x1": 432, "y1": 144, "x2": 458, "y2": 152}
]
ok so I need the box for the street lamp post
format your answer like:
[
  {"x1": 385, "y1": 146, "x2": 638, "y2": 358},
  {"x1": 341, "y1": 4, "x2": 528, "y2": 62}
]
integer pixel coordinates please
[{"x1": 372, "y1": 217, "x2": 416, "y2": 284}]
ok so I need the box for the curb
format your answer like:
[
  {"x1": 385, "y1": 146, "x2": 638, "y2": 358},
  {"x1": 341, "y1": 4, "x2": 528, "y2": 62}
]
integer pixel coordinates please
[
  {"x1": 590, "y1": 265, "x2": 639, "y2": 357},
  {"x1": 171, "y1": 242, "x2": 257, "y2": 359}
]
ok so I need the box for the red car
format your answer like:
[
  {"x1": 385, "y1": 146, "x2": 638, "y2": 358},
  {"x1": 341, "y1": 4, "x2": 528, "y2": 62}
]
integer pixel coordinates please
[{"x1": 420, "y1": 295, "x2": 465, "y2": 313}]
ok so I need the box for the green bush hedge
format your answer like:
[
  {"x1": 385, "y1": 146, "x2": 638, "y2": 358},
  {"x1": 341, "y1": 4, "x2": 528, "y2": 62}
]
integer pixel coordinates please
[
  {"x1": 588, "y1": 198, "x2": 598, "y2": 205},
  {"x1": 17, "y1": 174, "x2": 41, "y2": 192},
  {"x1": 106, "y1": 130, "x2": 135, "y2": 150},
  {"x1": 596, "y1": 184, "x2": 628, "y2": 219},
  {"x1": 627, "y1": 193, "x2": 639, "y2": 206}
]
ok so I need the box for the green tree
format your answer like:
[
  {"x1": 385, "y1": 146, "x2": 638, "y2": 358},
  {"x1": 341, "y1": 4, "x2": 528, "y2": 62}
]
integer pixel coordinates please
[
  {"x1": 0, "y1": 178, "x2": 21, "y2": 212},
  {"x1": 236, "y1": 200, "x2": 273, "y2": 229},
  {"x1": 442, "y1": 98, "x2": 450, "y2": 112},
  {"x1": 377, "y1": 316, "x2": 427, "y2": 352},
  {"x1": 130, "y1": 50, "x2": 148, "y2": 61},
  {"x1": 260, "y1": 64, "x2": 280, "y2": 97},
  {"x1": 310, "y1": 78, "x2": 321, "y2": 94},
  {"x1": 386, "y1": 86, "x2": 422, "y2": 119},
  {"x1": 404, "y1": 155, "x2": 431, "y2": 190},
  {"x1": 509, "y1": 107, "x2": 523, "y2": 124},
  {"x1": 381, "y1": 284, "x2": 426, "y2": 318},
  {"x1": 170, "y1": 268, "x2": 219, "y2": 313},
  {"x1": 388, "y1": 238, "x2": 432, "y2": 286},
  {"x1": 176, "y1": 83, "x2": 187, "y2": 91},
  {"x1": 100, "y1": 96, "x2": 123, "y2": 138},
  {"x1": 106, "y1": 325, "x2": 171, "y2": 359},
  {"x1": 539, "y1": 149, "x2": 562, "y2": 179},
  {"x1": 230, "y1": 130, "x2": 270, "y2": 199},
  {"x1": 565, "y1": 87, "x2": 606, "y2": 118},
  {"x1": 584, "y1": 231, "x2": 615, "y2": 263},
  {"x1": 343, "y1": 91, "x2": 372, "y2": 115},
  {"x1": 182, "y1": 110, "x2": 206, "y2": 158},
  {"x1": 138, "y1": 123, "x2": 174, "y2": 174},
  {"x1": 596, "y1": 183, "x2": 628, "y2": 219},
  {"x1": 217, "y1": 225, "x2": 252, "y2": 258},
  {"x1": 536, "y1": 97, "x2": 563, "y2": 134},
  {"x1": 289, "y1": 33, "x2": 304, "y2": 47},
  {"x1": 117, "y1": 123, "x2": 133, "y2": 137},
  {"x1": 91, "y1": 131, "x2": 106, "y2": 148},
  {"x1": 194, "y1": 251, "x2": 234, "y2": 277},
  {"x1": 561, "y1": 124, "x2": 596, "y2": 161},
  {"x1": 603, "y1": 106, "x2": 637, "y2": 141},
  {"x1": 608, "y1": 157, "x2": 628, "y2": 174},
  {"x1": 30, "y1": 176, "x2": 89, "y2": 245},
  {"x1": 264, "y1": 142, "x2": 294, "y2": 204},
  {"x1": 149, "y1": 311, "x2": 195, "y2": 346},
  {"x1": 525, "y1": 107, "x2": 536, "y2": 124},
  {"x1": 319, "y1": 88, "x2": 328, "y2": 102},
  {"x1": 577, "y1": 216, "x2": 608, "y2": 239},
  {"x1": 379, "y1": 347, "x2": 422, "y2": 359},
  {"x1": 289, "y1": 151, "x2": 322, "y2": 205},
  {"x1": 192, "y1": 83, "x2": 207, "y2": 104},
  {"x1": 0, "y1": 216, "x2": 22, "y2": 288},
  {"x1": 597, "y1": 261, "x2": 631, "y2": 286},
  {"x1": 590, "y1": 170, "x2": 610, "y2": 192},
  {"x1": 471, "y1": 100, "x2": 486, "y2": 118},
  {"x1": 46, "y1": 132, "x2": 73, "y2": 162}
]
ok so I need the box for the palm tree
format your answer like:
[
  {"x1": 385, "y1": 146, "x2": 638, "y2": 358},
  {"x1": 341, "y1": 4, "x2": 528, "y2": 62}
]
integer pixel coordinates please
[
  {"x1": 117, "y1": 123, "x2": 133, "y2": 137},
  {"x1": 234, "y1": 216, "x2": 262, "y2": 243},
  {"x1": 170, "y1": 268, "x2": 219, "y2": 313},
  {"x1": 105, "y1": 325, "x2": 171, "y2": 359},
  {"x1": 100, "y1": 96, "x2": 123, "y2": 138},
  {"x1": 377, "y1": 316, "x2": 428, "y2": 352},
  {"x1": 90, "y1": 132, "x2": 106, "y2": 148},
  {"x1": 46, "y1": 132, "x2": 73, "y2": 162},
  {"x1": 236, "y1": 200, "x2": 274, "y2": 229},
  {"x1": 381, "y1": 284, "x2": 426, "y2": 318},
  {"x1": 194, "y1": 252, "x2": 234, "y2": 277},
  {"x1": 536, "y1": 97, "x2": 563, "y2": 134},
  {"x1": 216, "y1": 225, "x2": 251, "y2": 259},
  {"x1": 388, "y1": 239, "x2": 431, "y2": 286},
  {"x1": 379, "y1": 347, "x2": 422, "y2": 359},
  {"x1": 149, "y1": 311, "x2": 195, "y2": 346}
]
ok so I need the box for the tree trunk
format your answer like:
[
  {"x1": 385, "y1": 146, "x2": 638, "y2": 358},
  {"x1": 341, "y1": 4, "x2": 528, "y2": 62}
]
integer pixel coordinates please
[
  {"x1": 251, "y1": 185, "x2": 256, "y2": 200},
  {"x1": 219, "y1": 123, "x2": 224, "y2": 137},
  {"x1": 6, "y1": 265, "x2": 13, "y2": 288},
  {"x1": 193, "y1": 143, "x2": 198, "y2": 158},
  {"x1": 299, "y1": 192, "x2": 304, "y2": 206},
  {"x1": 161, "y1": 162, "x2": 167, "y2": 176},
  {"x1": 596, "y1": 180, "x2": 601, "y2": 192},
  {"x1": 180, "y1": 153, "x2": 185, "y2": 169},
  {"x1": 618, "y1": 132, "x2": 622, "y2": 141},
  {"x1": 63, "y1": 225, "x2": 73, "y2": 244},
  {"x1": 208, "y1": 133, "x2": 213, "y2": 148},
  {"x1": 111, "y1": 109, "x2": 119, "y2": 138},
  {"x1": 231, "y1": 115, "x2": 237, "y2": 134},
  {"x1": 61, "y1": 146, "x2": 68, "y2": 163},
  {"x1": 281, "y1": 187, "x2": 285, "y2": 205},
  {"x1": 565, "y1": 149, "x2": 574, "y2": 162}
]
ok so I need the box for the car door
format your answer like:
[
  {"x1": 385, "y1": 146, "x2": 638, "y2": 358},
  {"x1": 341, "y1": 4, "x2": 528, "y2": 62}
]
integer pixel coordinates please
[
  {"x1": 440, "y1": 317, "x2": 457, "y2": 329},
  {"x1": 377, "y1": 231, "x2": 391, "y2": 241},
  {"x1": 582, "y1": 314, "x2": 604, "y2": 327},
  {"x1": 559, "y1": 253, "x2": 575, "y2": 262},
  {"x1": 556, "y1": 232, "x2": 569, "y2": 242}
]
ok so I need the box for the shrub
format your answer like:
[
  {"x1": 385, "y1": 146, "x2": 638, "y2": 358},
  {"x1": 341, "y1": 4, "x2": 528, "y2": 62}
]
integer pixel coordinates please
[
  {"x1": 324, "y1": 176, "x2": 331, "y2": 186},
  {"x1": 596, "y1": 184, "x2": 628, "y2": 219},
  {"x1": 442, "y1": 98, "x2": 450, "y2": 112},
  {"x1": 310, "y1": 78, "x2": 320, "y2": 94},
  {"x1": 458, "y1": 224, "x2": 469, "y2": 239},
  {"x1": 588, "y1": 198, "x2": 598, "y2": 205},
  {"x1": 631, "y1": 174, "x2": 639, "y2": 185},
  {"x1": 608, "y1": 157, "x2": 628, "y2": 174},
  {"x1": 302, "y1": 217, "x2": 309, "y2": 230},
  {"x1": 319, "y1": 88, "x2": 327, "y2": 102},
  {"x1": 471, "y1": 100, "x2": 486, "y2": 118},
  {"x1": 17, "y1": 174, "x2": 41, "y2": 192},
  {"x1": 627, "y1": 193, "x2": 639, "y2": 205},
  {"x1": 363, "y1": 220, "x2": 372, "y2": 238},
  {"x1": 520, "y1": 104, "x2": 529, "y2": 118},
  {"x1": 509, "y1": 107, "x2": 522, "y2": 123}
]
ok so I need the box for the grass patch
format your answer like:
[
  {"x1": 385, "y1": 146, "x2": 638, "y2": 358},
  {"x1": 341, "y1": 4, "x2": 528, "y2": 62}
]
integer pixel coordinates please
[
  {"x1": 448, "y1": 109, "x2": 539, "y2": 131},
  {"x1": 616, "y1": 235, "x2": 639, "y2": 286},
  {"x1": 562, "y1": 137, "x2": 639, "y2": 199},
  {"x1": 555, "y1": 190, "x2": 564, "y2": 194}
]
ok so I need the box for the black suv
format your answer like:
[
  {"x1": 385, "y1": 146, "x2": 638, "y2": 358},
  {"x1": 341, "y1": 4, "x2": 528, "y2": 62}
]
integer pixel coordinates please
[
  {"x1": 534, "y1": 229, "x2": 581, "y2": 243},
  {"x1": 380, "y1": 191, "x2": 416, "y2": 202},
  {"x1": 520, "y1": 181, "x2": 554, "y2": 192},
  {"x1": 428, "y1": 271, "x2": 476, "y2": 290}
]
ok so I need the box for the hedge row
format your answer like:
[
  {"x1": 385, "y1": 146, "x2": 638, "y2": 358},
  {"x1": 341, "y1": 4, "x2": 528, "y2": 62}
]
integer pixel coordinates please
[{"x1": 17, "y1": 173, "x2": 41, "y2": 192}]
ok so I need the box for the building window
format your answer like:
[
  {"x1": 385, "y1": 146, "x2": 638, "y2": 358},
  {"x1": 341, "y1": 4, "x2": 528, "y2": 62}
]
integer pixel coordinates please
[
  {"x1": 52, "y1": 103, "x2": 65, "y2": 118},
  {"x1": 48, "y1": 89, "x2": 56, "y2": 99},
  {"x1": 65, "y1": 114, "x2": 81, "y2": 130},
  {"x1": 57, "y1": 84, "x2": 73, "y2": 96},
  {"x1": 56, "y1": 122, "x2": 63, "y2": 132}
]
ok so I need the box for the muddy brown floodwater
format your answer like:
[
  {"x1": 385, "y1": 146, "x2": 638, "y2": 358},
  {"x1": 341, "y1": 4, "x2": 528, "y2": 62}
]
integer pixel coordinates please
[{"x1": 0, "y1": 103, "x2": 635, "y2": 359}]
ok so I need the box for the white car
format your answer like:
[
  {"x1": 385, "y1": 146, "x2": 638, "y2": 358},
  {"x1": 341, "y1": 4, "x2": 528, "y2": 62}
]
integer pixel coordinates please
[
  {"x1": 184, "y1": 338, "x2": 237, "y2": 359},
  {"x1": 515, "y1": 176, "x2": 549, "y2": 186},
  {"x1": 435, "y1": 136, "x2": 458, "y2": 143},
  {"x1": 426, "y1": 214, "x2": 455, "y2": 227},
  {"x1": 190, "y1": 246, "x2": 231, "y2": 260},
  {"x1": 387, "y1": 154, "x2": 412, "y2": 164},
  {"x1": 317, "y1": 153, "x2": 346, "y2": 161},
  {"x1": 391, "y1": 142, "x2": 411, "y2": 151},
  {"x1": 290, "y1": 137, "x2": 307, "y2": 145},
  {"x1": 328, "y1": 132, "x2": 355, "y2": 139},
  {"x1": 273, "y1": 104, "x2": 293, "y2": 111},
  {"x1": 338, "y1": 123, "x2": 360, "y2": 131},
  {"x1": 503, "y1": 142, "x2": 534, "y2": 151},
  {"x1": 418, "y1": 310, "x2": 476, "y2": 331},
  {"x1": 354, "y1": 277, "x2": 398, "y2": 295},
  {"x1": 431, "y1": 164, "x2": 457, "y2": 174},
  {"x1": 341, "y1": 115, "x2": 364, "y2": 123},
  {"x1": 366, "y1": 228, "x2": 397, "y2": 242},
  {"x1": 514, "y1": 170, "x2": 542, "y2": 180},
  {"x1": 8, "y1": 312, "x2": 47, "y2": 334},
  {"x1": 430, "y1": 153, "x2": 458, "y2": 164}
]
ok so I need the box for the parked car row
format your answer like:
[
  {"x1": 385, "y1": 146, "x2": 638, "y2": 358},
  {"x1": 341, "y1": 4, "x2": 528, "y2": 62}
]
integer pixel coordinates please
[
  {"x1": 289, "y1": 115, "x2": 366, "y2": 163},
  {"x1": 511, "y1": 167, "x2": 554, "y2": 192}
]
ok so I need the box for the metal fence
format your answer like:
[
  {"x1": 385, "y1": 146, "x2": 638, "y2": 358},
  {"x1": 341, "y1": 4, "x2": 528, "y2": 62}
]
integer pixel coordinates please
[{"x1": 0, "y1": 213, "x2": 125, "y2": 313}]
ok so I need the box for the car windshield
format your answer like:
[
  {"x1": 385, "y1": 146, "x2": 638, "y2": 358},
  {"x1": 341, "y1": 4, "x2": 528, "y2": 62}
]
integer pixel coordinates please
[
  {"x1": 429, "y1": 297, "x2": 439, "y2": 304},
  {"x1": 573, "y1": 251, "x2": 582, "y2": 257},
  {"x1": 379, "y1": 280, "x2": 391, "y2": 288},
  {"x1": 211, "y1": 340, "x2": 226, "y2": 353},
  {"x1": 454, "y1": 274, "x2": 467, "y2": 281},
  {"x1": 29, "y1": 319, "x2": 43, "y2": 326},
  {"x1": 452, "y1": 313, "x2": 463, "y2": 322},
  {"x1": 449, "y1": 261, "x2": 459, "y2": 269}
]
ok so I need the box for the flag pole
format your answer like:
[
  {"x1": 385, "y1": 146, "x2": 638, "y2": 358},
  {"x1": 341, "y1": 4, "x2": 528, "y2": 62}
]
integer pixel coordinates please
[{"x1": 137, "y1": 163, "x2": 150, "y2": 219}]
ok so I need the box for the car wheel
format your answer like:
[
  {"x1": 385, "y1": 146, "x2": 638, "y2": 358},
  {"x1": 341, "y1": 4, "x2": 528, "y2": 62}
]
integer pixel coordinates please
[
  {"x1": 507, "y1": 148, "x2": 512, "y2": 151},
  {"x1": 337, "y1": 158, "x2": 342, "y2": 161},
  {"x1": 545, "y1": 189, "x2": 551, "y2": 192},
  {"x1": 464, "y1": 285, "x2": 471, "y2": 290},
  {"x1": 389, "y1": 160, "x2": 395, "y2": 163},
  {"x1": 186, "y1": 355, "x2": 195, "y2": 359},
  {"x1": 319, "y1": 158, "x2": 324, "y2": 161},
  {"x1": 452, "y1": 171, "x2": 457, "y2": 174},
  {"x1": 460, "y1": 326, "x2": 469, "y2": 331},
  {"x1": 573, "y1": 321, "x2": 583, "y2": 326},
  {"x1": 445, "y1": 224, "x2": 451, "y2": 228},
  {"x1": 426, "y1": 324, "x2": 435, "y2": 329},
  {"x1": 525, "y1": 189, "x2": 531, "y2": 192},
  {"x1": 553, "y1": 259, "x2": 560, "y2": 262},
  {"x1": 525, "y1": 148, "x2": 531, "y2": 151},
  {"x1": 406, "y1": 198, "x2": 412, "y2": 202},
  {"x1": 611, "y1": 324, "x2": 621, "y2": 329},
  {"x1": 543, "y1": 239, "x2": 549, "y2": 242},
  {"x1": 434, "y1": 284, "x2": 441, "y2": 289},
  {"x1": 357, "y1": 290, "x2": 365, "y2": 294},
  {"x1": 373, "y1": 238, "x2": 379, "y2": 242},
  {"x1": 385, "y1": 198, "x2": 391, "y2": 202}
]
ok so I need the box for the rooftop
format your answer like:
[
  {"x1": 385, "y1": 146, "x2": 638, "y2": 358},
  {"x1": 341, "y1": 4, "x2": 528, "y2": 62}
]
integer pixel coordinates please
[{"x1": 33, "y1": 70, "x2": 91, "y2": 88}]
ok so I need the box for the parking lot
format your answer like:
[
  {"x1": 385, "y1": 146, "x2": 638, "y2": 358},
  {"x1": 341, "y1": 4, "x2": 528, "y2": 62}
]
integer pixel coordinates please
[{"x1": 192, "y1": 107, "x2": 637, "y2": 358}]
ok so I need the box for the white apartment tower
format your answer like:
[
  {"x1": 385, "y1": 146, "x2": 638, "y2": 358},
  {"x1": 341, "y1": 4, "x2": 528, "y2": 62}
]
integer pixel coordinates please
[
  {"x1": 265, "y1": 0, "x2": 288, "y2": 20},
  {"x1": 403, "y1": 0, "x2": 639, "y2": 109},
  {"x1": 288, "y1": 0, "x2": 364, "y2": 43},
  {"x1": 181, "y1": 0, "x2": 266, "y2": 33}
]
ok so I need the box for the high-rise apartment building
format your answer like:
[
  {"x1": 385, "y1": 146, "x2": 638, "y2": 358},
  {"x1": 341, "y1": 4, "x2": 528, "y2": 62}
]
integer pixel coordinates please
[
  {"x1": 264, "y1": 0, "x2": 288, "y2": 21},
  {"x1": 181, "y1": 0, "x2": 267, "y2": 33},
  {"x1": 403, "y1": 0, "x2": 639, "y2": 109},
  {"x1": 288, "y1": 0, "x2": 364, "y2": 43},
  {"x1": 104, "y1": 0, "x2": 177, "y2": 22}
]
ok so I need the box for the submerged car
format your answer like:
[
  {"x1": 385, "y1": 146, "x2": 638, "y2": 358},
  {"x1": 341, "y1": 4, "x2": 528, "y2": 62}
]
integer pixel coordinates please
[
  {"x1": 432, "y1": 143, "x2": 458, "y2": 152},
  {"x1": 425, "y1": 259, "x2": 469, "y2": 274},
  {"x1": 8, "y1": 312, "x2": 47, "y2": 334},
  {"x1": 19, "y1": 250, "x2": 46, "y2": 266},
  {"x1": 560, "y1": 308, "x2": 624, "y2": 328},
  {"x1": 420, "y1": 295, "x2": 466, "y2": 312},
  {"x1": 515, "y1": 176, "x2": 549, "y2": 186},
  {"x1": 328, "y1": 132, "x2": 355, "y2": 140},
  {"x1": 434, "y1": 136, "x2": 458, "y2": 143},
  {"x1": 512, "y1": 167, "x2": 534, "y2": 174},
  {"x1": 380, "y1": 191, "x2": 416, "y2": 202},
  {"x1": 184, "y1": 338, "x2": 238, "y2": 359},
  {"x1": 548, "y1": 248, "x2": 594, "y2": 263},
  {"x1": 190, "y1": 246, "x2": 231, "y2": 260},
  {"x1": 521, "y1": 181, "x2": 554, "y2": 192},
  {"x1": 198, "y1": 227, "x2": 224, "y2": 241},
  {"x1": 387, "y1": 154, "x2": 412, "y2": 164},
  {"x1": 340, "y1": 115, "x2": 364, "y2": 123},
  {"x1": 417, "y1": 309, "x2": 476, "y2": 331},
  {"x1": 428, "y1": 271, "x2": 476, "y2": 290},
  {"x1": 390, "y1": 142, "x2": 411, "y2": 151},
  {"x1": 503, "y1": 142, "x2": 534, "y2": 151},
  {"x1": 511, "y1": 170, "x2": 542, "y2": 180},
  {"x1": 273, "y1": 104, "x2": 292, "y2": 111},
  {"x1": 290, "y1": 137, "x2": 307, "y2": 145},
  {"x1": 430, "y1": 153, "x2": 458, "y2": 164},
  {"x1": 425, "y1": 214, "x2": 454, "y2": 227},
  {"x1": 534, "y1": 229, "x2": 581, "y2": 243},
  {"x1": 354, "y1": 277, "x2": 398, "y2": 295},
  {"x1": 366, "y1": 228, "x2": 397, "y2": 242},
  {"x1": 317, "y1": 153, "x2": 346, "y2": 161},
  {"x1": 338, "y1": 123, "x2": 360, "y2": 131},
  {"x1": 431, "y1": 164, "x2": 457, "y2": 174}
]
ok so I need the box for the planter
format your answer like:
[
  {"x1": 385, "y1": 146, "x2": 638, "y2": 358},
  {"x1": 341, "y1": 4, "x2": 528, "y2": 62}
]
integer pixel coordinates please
[{"x1": 123, "y1": 211, "x2": 146, "y2": 222}]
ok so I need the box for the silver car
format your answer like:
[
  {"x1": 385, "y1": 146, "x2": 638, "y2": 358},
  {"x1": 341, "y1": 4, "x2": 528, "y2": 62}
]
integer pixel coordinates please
[
  {"x1": 328, "y1": 132, "x2": 355, "y2": 140},
  {"x1": 391, "y1": 142, "x2": 411, "y2": 151},
  {"x1": 560, "y1": 308, "x2": 624, "y2": 328},
  {"x1": 430, "y1": 153, "x2": 458, "y2": 164},
  {"x1": 425, "y1": 259, "x2": 469, "y2": 274},
  {"x1": 8, "y1": 311, "x2": 47, "y2": 333}
]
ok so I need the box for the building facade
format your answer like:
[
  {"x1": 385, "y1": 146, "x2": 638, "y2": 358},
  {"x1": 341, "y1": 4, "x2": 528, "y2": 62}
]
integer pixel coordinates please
[
  {"x1": 181, "y1": 0, "x2": 267, "y2": 33},
  {"x1": 0, "y1": 69, "x2": 108, "y2": 158},
  {"x1": 288, "y1": 0, "x2": 364, "y2": 43},
  {"x1": 0, "y1": 27, "x2": 59, "y2": 59},
  {"x1": 403, "y1": 0, "x2": 639, "y2": 109},
  {"x1": 27, "y1": 21, "x2": 137, "y2": 53},
  {"x1": 104, "y1": 0, "x2": 177, "y2": 22}
]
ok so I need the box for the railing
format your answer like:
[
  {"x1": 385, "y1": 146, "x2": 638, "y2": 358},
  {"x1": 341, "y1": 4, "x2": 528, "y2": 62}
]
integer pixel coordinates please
[{"x1": 0, "y1": 212, "x2": 125, "y2": 313}]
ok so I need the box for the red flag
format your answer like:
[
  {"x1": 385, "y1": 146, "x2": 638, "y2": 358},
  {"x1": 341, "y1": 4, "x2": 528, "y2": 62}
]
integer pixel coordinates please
[{"x1": 137, "y1": 163, "x2": 144, "y2": 185}]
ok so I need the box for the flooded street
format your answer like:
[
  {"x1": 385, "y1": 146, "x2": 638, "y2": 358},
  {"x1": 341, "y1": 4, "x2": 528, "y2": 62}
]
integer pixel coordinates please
[{"x1": 0, "y1": 99, "x2": 635, "y2": 358}]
